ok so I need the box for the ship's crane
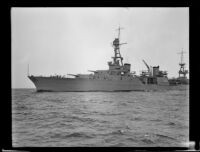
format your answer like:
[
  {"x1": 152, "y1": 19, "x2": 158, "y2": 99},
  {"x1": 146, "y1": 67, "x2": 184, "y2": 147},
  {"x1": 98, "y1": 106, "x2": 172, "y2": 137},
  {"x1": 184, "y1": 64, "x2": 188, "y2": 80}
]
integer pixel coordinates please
[
  {"x1": 142, "y1": 59, "x2": 150, "y2": 72},
  {"x1": 142, "y1": 59, "x2": 152, "y2": 76}
]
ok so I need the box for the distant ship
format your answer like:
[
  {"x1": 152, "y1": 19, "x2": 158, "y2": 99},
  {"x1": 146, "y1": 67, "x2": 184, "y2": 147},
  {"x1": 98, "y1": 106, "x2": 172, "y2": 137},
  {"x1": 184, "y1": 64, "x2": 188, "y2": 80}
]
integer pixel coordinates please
[
  {"x1": 139, "y1": 49, "x2": 189, "y2": 91},
  {"x1": 168, "y1": 50, "x2": 189, "y2": 85},
  {"x1": 28, "y1": 27, "x2": 189, "y2": 92}
]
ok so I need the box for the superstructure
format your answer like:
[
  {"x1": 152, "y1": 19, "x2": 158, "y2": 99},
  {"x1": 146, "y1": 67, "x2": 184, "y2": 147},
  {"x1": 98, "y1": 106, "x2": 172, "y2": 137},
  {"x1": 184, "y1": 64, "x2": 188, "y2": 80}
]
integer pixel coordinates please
[{"x1": 28, "y1": 27, "x2": 145, "y2": 92}]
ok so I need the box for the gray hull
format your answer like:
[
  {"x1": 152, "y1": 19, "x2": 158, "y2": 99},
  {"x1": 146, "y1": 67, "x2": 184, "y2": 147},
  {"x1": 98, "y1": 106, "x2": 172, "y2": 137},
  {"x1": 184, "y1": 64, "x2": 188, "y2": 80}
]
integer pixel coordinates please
[
  {"x1": 28, "y1": 76, "x2": 189, "y2": 92},
  {"x1": 143, "y1": 84, "x2": 189, "y2": 91},
  {"x1": 28, "y1": 76, "x2": 145, "y2": 92}
]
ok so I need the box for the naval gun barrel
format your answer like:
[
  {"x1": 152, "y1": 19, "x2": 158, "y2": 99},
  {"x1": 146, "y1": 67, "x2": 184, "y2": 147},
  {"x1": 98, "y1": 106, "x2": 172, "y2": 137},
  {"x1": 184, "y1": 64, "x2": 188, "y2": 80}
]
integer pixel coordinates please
[
  {"x1": 119, "y1": 42, "x2": 127, "y2": 46},
  {"x1": 67, "y1": 74, "x2": 79, "y2": 77},
  {"x1": 88, "y1": 70, "x2": 97, "y2": 73}
]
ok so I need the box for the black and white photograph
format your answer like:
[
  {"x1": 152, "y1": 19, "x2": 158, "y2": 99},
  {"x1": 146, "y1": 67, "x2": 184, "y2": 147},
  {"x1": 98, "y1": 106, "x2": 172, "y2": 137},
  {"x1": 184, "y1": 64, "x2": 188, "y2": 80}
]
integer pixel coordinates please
[{"x1": 11, "y1": 7, "x2": 189, "y2": 147}]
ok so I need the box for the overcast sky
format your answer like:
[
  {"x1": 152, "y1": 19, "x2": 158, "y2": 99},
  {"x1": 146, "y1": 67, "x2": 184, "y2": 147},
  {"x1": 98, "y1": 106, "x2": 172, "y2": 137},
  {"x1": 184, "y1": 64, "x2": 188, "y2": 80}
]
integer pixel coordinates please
[{"x1": 11, "y1": 7, "x2": 189, "y2": 88}]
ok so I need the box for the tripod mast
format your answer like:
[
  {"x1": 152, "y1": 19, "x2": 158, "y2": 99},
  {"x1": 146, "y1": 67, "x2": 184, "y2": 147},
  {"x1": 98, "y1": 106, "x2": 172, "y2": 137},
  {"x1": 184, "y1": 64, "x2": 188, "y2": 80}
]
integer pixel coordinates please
[
  {"x1": 177, "y1": 49, "x2": 188, "y2": 78},
  {"x1": 112, "y1": 26, "x2": 127, "y2": 66}
]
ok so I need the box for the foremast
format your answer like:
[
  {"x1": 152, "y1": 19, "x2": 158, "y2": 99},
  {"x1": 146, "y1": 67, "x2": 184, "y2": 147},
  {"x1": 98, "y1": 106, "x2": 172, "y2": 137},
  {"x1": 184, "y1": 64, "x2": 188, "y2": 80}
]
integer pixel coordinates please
[
  {"x1": 112, "y1": 27, "x2": 127, "y2": 66},
  {"x1": 107, "y1": 27, "x2": 132, "y2": 75}
]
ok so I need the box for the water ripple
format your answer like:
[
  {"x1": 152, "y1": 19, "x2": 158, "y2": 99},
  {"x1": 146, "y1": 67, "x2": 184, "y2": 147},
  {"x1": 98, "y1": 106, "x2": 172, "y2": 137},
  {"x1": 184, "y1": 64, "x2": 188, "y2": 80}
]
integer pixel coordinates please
[{"x1": 12, "y1": 88, "x2": 189, "y2": 147}]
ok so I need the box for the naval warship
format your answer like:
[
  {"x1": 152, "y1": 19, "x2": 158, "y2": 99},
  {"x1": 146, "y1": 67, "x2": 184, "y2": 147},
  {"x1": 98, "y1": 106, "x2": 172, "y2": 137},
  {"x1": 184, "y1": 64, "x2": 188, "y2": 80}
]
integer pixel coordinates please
[
  {"x1": 28, "y1": 27, "x2": 189, "y2": 92},
  {"x1": 138, "y1": 56, "x2": 189, "y2": 91},
  {"x1": 28, "y1": 27, "x2": 145, "y2": 92}
]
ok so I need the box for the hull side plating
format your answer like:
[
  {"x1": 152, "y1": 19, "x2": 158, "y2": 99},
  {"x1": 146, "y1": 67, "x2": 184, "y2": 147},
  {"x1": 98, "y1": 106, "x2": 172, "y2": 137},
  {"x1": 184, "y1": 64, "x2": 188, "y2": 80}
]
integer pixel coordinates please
[{"x1": 28, "y1": 76, "x2": 145, "y2": 92}]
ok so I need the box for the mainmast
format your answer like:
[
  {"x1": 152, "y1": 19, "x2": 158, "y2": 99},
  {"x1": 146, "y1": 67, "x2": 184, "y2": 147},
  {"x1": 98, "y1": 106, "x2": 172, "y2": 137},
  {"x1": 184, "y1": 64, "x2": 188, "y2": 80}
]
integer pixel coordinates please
[
  {"x1": 177, "y1": 49, "x2": 188, "y2": 78},
  {"x1": 112, "y1": 26, "x2": 127, "y2": 66}
]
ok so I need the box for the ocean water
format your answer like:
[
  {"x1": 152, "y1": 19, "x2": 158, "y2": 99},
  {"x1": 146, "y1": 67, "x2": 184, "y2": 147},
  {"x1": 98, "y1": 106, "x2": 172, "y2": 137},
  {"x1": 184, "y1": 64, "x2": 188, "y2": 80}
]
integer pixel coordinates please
[{"x1": 12, "y1": 88, "x2": 189, "y2": 147}]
